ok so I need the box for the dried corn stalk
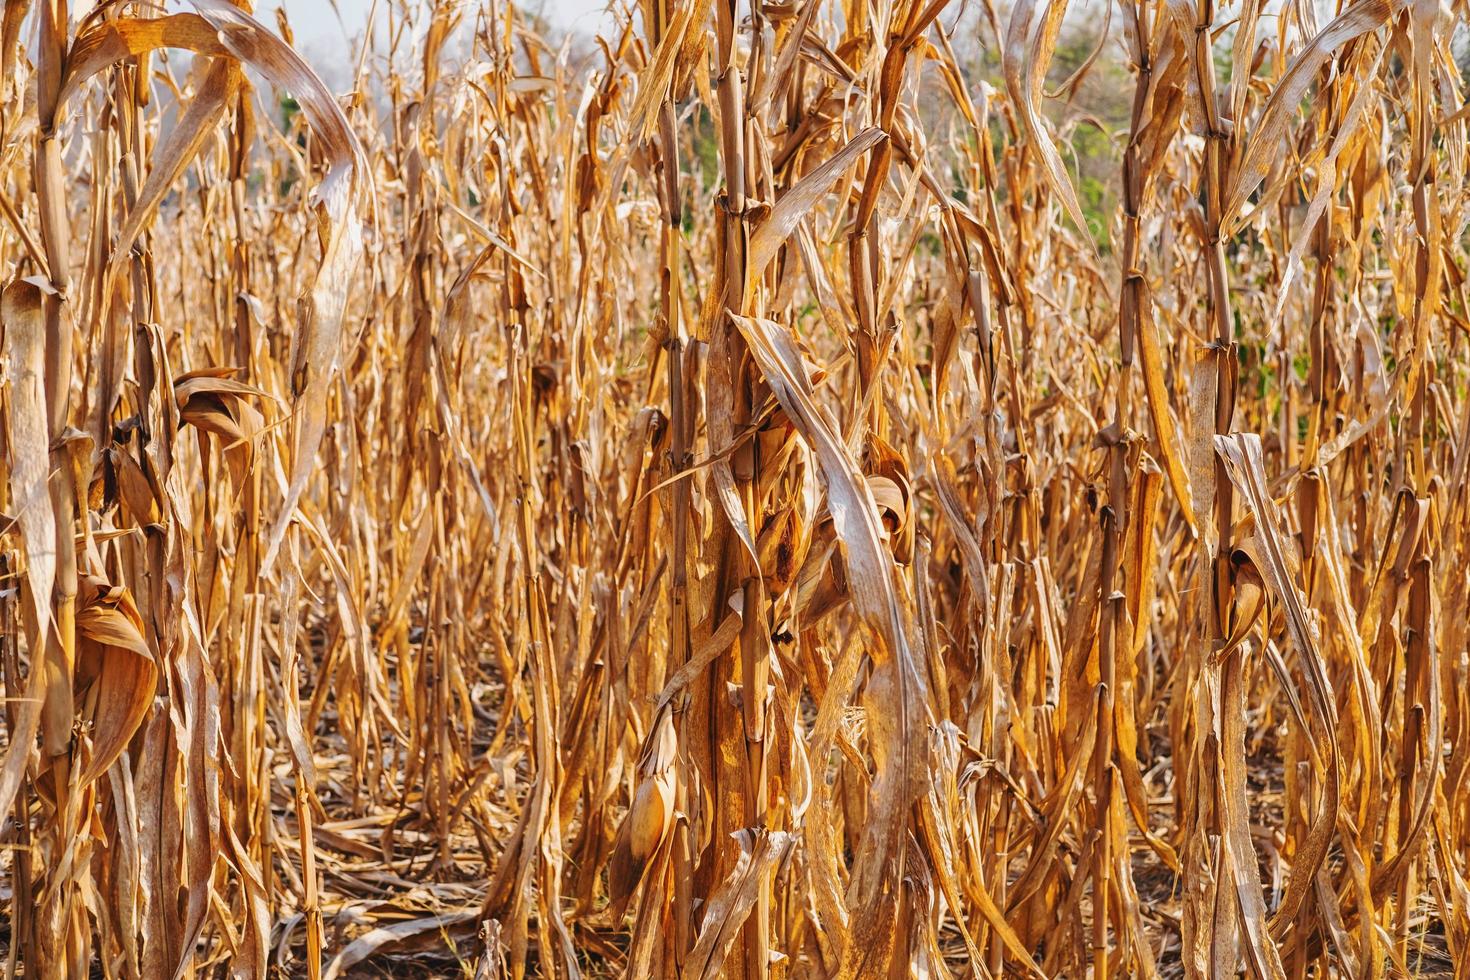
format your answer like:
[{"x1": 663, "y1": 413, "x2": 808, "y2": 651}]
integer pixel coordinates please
[{"x1": 0, "y1": 0, "x2": 1467, "y2": 977}]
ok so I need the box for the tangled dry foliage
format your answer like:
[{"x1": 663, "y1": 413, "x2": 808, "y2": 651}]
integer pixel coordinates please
[{"x1": 2, "y1": 0, "x2": 1470, "y2": 976}]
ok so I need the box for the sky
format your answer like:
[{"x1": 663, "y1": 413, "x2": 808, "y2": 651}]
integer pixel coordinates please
[
  {"x1": 140, "y1": 0, "x2": 620, "y2": 95},
  {"x1": 253, "y1": 0, "x2": 615, "y2": 43}
]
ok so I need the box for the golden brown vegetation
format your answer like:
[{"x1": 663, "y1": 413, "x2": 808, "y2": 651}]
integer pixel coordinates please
[{"x1": 1, "y1": 0, "x2": 1469, "y2": 976}]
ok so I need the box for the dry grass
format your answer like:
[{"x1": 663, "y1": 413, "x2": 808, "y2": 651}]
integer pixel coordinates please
[{"x1": 1, "y1": 0, "x2": 1469, "y2": 976}]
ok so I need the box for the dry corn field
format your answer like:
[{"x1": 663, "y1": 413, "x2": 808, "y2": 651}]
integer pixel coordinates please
[{"x1": 4, "y1": 0, "x2": 1470, "y2": 976}]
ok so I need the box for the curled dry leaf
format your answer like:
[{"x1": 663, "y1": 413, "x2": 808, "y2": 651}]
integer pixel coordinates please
[
  {"x1": 174, "y1": 368, "x2": 268, "y2": 490},
  {"x1": 73, "y1": 576, "x2": 157, "y2": 787}
]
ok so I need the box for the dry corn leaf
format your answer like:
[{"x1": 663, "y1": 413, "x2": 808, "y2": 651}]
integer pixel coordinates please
[
  {"x1": 1215, "y1": 433, "x2": 1342, "y2": 936},
  {"x1": 73, "y1": 576, "x2": 156, "y2": 786},
  {"x1": 186, "y1": 0, "x2": 370, "y2": 573},
  {"x1": 683, "y1": 829, "x2": 795, "y2": 980},
  {"x1": 747, "y1": 127, "x2": 887, "y2": 280},
  {"x1": 0, "y1": 279, "x2": 51, "y2": 823},
  {"x1": 1004, "y1": 0, "x2": 1097, "y2": 248},
  {"x1": 0, "y1": 0, "x2": 1465, "y2": 975},
  {"x1": 1222, "y1": 0, "x2": 1392, "y2": 232}
]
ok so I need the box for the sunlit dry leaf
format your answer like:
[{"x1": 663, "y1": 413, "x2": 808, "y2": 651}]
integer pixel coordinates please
[
  {"x1": 1004, "y1": 0, "x2": 1097, "y2": 247},
  {"x1": 0, "y1": 279, "x2": 51, "y2": 823},
  {"x1": 73, "y1": 577, "x2": 156, "y2": 786}
]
